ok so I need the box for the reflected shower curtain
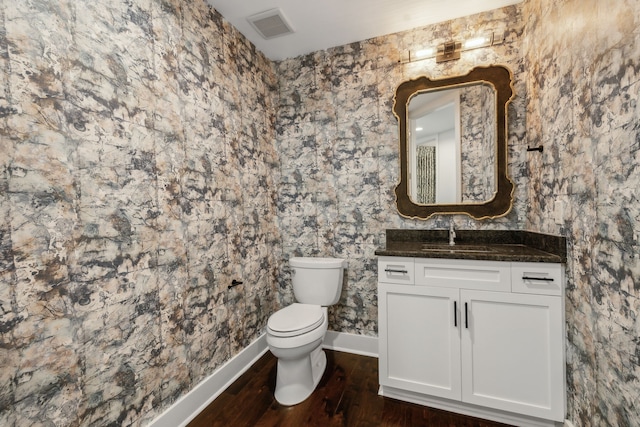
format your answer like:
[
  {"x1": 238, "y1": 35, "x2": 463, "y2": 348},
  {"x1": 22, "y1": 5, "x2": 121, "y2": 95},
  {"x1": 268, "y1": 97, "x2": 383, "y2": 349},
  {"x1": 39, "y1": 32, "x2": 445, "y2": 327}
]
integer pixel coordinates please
[{"x1": 416, "y1": 146, "x2": 436, "y2": 204}]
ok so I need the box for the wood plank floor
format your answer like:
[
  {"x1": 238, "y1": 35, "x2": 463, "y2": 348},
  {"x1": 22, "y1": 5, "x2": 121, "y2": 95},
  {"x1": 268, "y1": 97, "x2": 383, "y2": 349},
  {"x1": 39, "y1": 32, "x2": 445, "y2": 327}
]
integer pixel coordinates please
[{"x1": 187, "y1": 350, "x2": 514, "y2": 427}]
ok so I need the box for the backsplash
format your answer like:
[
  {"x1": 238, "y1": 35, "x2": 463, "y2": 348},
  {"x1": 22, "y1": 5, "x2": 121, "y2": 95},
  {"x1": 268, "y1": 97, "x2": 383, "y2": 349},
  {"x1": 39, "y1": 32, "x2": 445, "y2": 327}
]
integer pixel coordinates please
[
  {"x1": 0, "y1": 0, "x2": 279, "y2": 425},
  {"x1": 275, "y1": 4, "x2": 527, "y2": 335}
]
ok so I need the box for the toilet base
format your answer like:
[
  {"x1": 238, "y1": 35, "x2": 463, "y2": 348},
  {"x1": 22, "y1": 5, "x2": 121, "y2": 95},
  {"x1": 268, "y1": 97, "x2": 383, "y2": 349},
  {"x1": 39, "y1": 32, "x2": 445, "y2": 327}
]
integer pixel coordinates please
[{"x1": 274, "y1": 345, "x2": 327, "y2": 406}]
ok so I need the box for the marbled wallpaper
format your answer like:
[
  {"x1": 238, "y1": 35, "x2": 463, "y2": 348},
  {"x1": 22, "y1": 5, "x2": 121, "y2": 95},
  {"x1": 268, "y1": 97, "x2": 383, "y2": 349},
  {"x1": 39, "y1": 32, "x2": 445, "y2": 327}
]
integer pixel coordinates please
[
  {"x1": 460, "y1": 83, "x2": 496, "y2": 202},
  {"x1": 0, "y1": 0, "x2": 279, "y2": 425},
  {"x1": 2, "y1": 0, "x2": 637, "y2": 425},
  {"x1": 275, "y1": 4, "x2": 527, "y2": 335},
  {"x1": 523, "y1": 0, "x2": 640, "y2": 425}
]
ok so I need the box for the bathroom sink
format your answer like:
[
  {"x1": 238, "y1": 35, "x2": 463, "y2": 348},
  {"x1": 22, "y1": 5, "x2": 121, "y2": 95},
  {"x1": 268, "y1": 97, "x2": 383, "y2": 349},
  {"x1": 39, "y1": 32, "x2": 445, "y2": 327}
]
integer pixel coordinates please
[{"x1": 421, "y1": 244, "x2": 496, "y2": 254}]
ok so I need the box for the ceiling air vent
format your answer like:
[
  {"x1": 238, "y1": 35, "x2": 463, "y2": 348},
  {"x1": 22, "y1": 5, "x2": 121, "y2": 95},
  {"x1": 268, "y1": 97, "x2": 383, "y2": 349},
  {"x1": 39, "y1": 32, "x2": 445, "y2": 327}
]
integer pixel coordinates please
[{"x1": 247, "y1": 8, "x2": 294, "y2": 39}]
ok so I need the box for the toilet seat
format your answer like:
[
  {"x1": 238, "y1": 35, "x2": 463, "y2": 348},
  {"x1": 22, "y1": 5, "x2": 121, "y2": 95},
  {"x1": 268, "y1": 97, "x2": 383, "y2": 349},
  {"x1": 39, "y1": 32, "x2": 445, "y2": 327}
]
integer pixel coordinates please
[{"x1": 267, "y1": 303, "x2": 324, "y2": 337}]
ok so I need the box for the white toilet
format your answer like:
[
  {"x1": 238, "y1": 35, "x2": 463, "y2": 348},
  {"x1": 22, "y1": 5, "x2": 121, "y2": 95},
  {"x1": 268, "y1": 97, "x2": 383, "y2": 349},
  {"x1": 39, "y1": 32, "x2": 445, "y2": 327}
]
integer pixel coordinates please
[{"x1": 266, "y1": 256, "x2": 346, "y2": 406}]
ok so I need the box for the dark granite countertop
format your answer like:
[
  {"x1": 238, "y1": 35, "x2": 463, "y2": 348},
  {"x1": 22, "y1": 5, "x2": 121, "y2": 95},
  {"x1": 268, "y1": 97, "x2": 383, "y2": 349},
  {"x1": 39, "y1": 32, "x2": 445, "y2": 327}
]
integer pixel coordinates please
[{"x1": 375, "y1": 229, "x2": 566, "y2": 263}]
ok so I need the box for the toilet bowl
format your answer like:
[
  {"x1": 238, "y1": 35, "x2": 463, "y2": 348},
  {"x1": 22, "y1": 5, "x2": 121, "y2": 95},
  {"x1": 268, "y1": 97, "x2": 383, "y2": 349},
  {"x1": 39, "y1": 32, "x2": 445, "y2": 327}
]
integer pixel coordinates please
[
  {"x1": 266, "y1": 257, "x2": 346, "y2": 406},
  {"x1": 266, "y1": 304, "x2": 328, "y2": 406}
]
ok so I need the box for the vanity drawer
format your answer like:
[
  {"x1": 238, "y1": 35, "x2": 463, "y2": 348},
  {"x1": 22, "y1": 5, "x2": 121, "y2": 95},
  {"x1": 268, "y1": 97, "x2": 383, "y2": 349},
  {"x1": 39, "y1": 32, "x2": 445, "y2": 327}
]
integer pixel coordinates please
[
  {"x1": 414, "y1": 258, "x2": 511, "y2": 292},
  {"x1": 511, "y1": 263, "x2": 563, "y2": 296},
  {"x1": 378, "y1": 257, "x2": 415, "y2": 284}
]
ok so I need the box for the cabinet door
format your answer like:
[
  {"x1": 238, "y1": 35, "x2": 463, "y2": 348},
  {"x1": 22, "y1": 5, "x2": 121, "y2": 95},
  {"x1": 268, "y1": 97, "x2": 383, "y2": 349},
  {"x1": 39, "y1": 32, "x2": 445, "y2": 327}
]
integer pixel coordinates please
[
  {"x1": 460, "y1": 290, "x2": 564, "y2": 421},
  {"x1": 378, "y1": 283, "x2": 461, "y2": 400}
]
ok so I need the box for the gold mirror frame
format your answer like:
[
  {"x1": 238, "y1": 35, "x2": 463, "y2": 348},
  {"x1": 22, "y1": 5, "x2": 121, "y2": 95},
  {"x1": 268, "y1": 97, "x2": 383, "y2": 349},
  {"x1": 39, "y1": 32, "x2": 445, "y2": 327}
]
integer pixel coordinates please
[{"x1": 393, "y1": 65, "x2": 515, "y2": 220}]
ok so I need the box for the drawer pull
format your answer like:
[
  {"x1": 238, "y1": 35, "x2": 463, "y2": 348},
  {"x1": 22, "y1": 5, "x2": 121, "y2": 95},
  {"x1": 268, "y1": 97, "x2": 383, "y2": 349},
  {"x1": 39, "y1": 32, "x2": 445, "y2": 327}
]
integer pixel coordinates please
[
  {"x1": 385, "y1": 268, "x2": 409, "y2": 274},
  {"x1": 522, "y1": 276, "x2": 554, "y2": 282}
]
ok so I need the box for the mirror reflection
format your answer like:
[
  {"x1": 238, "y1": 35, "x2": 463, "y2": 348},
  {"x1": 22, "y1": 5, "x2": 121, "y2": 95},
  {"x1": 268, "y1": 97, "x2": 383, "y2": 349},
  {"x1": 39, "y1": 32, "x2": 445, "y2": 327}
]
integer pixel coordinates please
[{"x1": 407, "y1": 83, "x2": 496, "y2": 205}]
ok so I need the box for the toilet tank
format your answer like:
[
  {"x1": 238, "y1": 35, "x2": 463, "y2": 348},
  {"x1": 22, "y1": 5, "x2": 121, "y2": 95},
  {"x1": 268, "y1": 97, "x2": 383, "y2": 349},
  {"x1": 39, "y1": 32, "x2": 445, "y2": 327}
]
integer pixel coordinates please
[{"x1": 290, "y1": 257, "x2": 346, "y2": 306}]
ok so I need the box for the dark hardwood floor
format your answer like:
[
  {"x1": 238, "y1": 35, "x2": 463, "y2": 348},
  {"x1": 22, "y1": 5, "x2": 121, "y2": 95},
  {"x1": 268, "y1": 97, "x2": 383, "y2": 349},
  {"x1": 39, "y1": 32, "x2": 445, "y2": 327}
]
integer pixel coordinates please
[{"x1": 187, "y1": 350, "x2": 513, "y2": 427}]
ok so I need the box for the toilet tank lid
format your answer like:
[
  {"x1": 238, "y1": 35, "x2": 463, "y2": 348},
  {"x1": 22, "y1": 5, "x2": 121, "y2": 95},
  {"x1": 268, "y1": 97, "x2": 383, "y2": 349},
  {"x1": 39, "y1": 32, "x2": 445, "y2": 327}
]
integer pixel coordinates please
[{"x1": 290, "y1": 257, "x2": 347, "y2": 268}]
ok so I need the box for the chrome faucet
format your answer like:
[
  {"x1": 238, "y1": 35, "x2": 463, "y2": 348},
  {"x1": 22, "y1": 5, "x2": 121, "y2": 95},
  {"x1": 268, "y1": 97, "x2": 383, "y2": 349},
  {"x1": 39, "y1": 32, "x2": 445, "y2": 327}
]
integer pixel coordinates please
[{"x1": 449, "y1": 221, "x2": 456, "y2": 246}]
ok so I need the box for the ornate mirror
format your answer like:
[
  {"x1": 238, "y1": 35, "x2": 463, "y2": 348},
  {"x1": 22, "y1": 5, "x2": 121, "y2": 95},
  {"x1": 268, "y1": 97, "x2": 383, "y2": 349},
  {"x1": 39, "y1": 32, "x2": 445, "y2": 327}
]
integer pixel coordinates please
[{"x1": 393, "y1": 65, "x2": 514, "y2": 219}]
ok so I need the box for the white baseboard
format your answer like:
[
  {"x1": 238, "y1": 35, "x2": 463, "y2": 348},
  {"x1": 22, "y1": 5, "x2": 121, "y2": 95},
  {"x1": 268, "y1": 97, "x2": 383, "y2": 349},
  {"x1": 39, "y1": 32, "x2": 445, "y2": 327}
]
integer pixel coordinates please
[
  {"x1": 149, "y1": 334, "x2": 268, "y2": 427},
  {"x1": 564, "y1": 420, "x2": 576, "y2": 427},
  {"x1": 149, "y1": 331, "x2": 377, "y2": 426},
  {"x1": 323, "y1": 330, "x2": 379, "y2": 357}
]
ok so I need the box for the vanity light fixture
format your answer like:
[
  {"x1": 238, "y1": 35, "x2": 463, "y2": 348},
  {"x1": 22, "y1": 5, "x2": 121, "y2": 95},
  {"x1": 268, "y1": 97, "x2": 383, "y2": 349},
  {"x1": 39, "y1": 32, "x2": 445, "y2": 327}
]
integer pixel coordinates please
[{"x1": 402, "y1": 31, "x2": 505, "y2": 64}]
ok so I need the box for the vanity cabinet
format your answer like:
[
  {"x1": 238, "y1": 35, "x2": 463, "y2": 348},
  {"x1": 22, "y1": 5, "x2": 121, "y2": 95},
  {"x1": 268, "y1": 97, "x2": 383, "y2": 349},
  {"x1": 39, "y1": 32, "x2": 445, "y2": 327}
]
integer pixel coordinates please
[{"x1": 378, "y1": 257, "x2": 565, "y2": 426}]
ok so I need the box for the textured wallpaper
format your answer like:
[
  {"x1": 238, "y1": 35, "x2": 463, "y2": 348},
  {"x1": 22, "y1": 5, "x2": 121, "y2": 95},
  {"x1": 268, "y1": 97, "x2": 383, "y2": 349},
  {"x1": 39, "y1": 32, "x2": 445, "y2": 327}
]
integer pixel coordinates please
[
  {"x1": 460, "y1": 83, "x2": 496, "y2": 202},
  {"x1": 0, "y1": 0, "x2": 279, "y2": 425},
  {"x1": 275, "y1": 5, "x2": 527, "y2": 336},
  {"x1": 523, "y1": 0, "x2": 640, "y2": 425},
  {"x1": 2, "y1": 0, "x2": 638, "y2": 425}
]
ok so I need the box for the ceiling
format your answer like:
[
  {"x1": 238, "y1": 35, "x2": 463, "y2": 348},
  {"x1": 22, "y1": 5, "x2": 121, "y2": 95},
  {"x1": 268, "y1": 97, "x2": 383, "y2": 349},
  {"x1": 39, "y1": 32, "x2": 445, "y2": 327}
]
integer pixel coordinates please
[{"x1": 207, "y1": 0, "x2": 523, "y2": 61}]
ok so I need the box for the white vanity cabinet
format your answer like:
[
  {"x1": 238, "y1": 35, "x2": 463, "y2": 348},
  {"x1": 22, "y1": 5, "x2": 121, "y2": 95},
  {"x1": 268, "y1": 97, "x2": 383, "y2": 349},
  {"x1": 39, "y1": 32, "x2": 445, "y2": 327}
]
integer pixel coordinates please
[{"x1": 378, "y1": 257, "x2": 565, "y2": 427}]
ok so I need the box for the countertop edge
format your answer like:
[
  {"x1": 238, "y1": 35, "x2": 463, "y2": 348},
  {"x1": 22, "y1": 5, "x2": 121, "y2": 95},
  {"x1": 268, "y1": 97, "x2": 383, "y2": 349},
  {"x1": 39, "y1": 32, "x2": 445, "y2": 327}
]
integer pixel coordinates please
[
  {"x1": 374, "y1": 248, "x2": 564, "y2": 263},
  {"x1": 377, "y1": 229, "x2": 567, "y2": 263}
]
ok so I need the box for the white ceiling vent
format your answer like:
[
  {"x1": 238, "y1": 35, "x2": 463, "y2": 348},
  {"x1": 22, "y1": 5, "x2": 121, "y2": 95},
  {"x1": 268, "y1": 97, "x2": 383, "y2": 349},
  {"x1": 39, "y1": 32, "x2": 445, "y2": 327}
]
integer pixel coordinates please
[{"x1": 247, "y1": 8, "x2": 294, "y2": 40}]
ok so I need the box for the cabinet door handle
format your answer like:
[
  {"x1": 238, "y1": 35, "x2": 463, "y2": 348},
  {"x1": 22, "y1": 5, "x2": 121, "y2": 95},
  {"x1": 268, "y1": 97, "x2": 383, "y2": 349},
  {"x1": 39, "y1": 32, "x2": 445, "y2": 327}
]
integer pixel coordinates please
[
  {"x1": 384, "y1": 268, "x2": 408, "y2": 274},
  {"x1": 522, "y1": 276, "x2": 554, "y2": 282},
  {"x1": 454, "y1": 301, "x2": 457, "y2": 327},
  {"x1": 465, "y1": 303, "x2": 469, "y2": 329}
]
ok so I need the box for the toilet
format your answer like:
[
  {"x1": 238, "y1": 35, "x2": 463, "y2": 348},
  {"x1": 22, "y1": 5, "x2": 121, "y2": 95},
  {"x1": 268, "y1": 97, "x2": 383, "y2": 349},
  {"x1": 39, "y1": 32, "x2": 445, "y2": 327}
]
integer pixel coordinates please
[{"x1": 266, "y1": 256, "x2": 346, "y2": 406}]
